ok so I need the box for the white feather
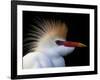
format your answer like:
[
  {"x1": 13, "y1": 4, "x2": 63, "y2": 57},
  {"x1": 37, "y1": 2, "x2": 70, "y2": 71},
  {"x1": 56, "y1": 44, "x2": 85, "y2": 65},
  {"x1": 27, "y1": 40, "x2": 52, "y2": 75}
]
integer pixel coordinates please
[{"x1": 23, "y1": 19, "x2": 75, "y2": 69}]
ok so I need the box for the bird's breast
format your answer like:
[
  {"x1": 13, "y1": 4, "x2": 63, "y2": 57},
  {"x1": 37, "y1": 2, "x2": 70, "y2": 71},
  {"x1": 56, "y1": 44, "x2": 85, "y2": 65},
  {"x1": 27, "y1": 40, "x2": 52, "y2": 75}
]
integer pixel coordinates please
[{"x1": 51, "y1": 56, "x2": 65, "y2": 67}]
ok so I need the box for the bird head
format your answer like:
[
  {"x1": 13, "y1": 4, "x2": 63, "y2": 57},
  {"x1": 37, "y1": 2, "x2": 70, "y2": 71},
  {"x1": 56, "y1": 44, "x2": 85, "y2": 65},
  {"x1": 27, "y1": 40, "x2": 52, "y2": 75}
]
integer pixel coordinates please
[{"x1": 24, "y1": 19, "x2": 87, "y2": 56}]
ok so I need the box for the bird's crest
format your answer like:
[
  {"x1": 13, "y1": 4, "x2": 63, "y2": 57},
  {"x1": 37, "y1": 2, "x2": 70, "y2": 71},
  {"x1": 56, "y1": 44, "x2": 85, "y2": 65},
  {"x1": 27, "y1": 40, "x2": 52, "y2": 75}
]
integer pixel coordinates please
[{"x1": 24, "y1": 19, "x2": 68, "y2": 54}]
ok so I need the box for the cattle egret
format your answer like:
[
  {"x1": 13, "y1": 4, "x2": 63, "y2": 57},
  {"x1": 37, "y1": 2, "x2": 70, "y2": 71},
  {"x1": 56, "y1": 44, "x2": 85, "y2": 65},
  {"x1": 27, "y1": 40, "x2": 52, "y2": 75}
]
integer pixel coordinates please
[{"x1": 23, "y1": 19, "x2": 86, "y2": 69}]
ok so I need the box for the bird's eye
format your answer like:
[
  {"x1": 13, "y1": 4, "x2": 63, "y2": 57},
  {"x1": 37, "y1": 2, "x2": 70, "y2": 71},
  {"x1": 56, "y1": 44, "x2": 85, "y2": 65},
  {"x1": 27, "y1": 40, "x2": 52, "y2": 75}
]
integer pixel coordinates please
[{"x1": 55, "y1": 40, "x2": 64, "y2": 46}]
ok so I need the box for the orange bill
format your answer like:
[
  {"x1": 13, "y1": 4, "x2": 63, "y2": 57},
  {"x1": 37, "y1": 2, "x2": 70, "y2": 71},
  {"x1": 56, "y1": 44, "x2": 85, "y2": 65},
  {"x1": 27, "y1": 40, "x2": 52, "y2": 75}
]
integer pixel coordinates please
[{"x1": 56, "y1": 40, "x2": 87, "y2": 47}]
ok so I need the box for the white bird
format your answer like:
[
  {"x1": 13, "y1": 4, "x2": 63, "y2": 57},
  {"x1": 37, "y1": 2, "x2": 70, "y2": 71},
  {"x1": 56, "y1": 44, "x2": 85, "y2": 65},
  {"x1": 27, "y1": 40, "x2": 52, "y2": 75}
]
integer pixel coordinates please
[{"x1": 23, "y1": 19, "x2": 86, "y2": 69}]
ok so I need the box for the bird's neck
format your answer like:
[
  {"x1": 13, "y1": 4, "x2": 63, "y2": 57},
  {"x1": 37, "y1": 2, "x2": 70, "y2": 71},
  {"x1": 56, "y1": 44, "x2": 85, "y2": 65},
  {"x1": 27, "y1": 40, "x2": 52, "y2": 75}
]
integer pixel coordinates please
[{"x1": 35, "y1": 49, "x2": 61, "y2": 58}]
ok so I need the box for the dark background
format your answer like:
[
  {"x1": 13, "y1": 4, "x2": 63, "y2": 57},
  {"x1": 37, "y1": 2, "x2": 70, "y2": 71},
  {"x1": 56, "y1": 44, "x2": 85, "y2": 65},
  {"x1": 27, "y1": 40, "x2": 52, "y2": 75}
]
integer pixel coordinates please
[{"x1": 23, "y1": 11, "x2": 90, "y2": 67}]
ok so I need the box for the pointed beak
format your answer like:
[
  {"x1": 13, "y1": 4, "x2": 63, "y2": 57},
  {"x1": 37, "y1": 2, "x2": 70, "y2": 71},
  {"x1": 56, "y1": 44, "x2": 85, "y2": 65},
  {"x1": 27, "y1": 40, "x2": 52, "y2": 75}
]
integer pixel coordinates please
[
  {"x1": 56, "y1": 40, "x2": 87, "y2": 47},
  {"x1": 63, "y1": 41, "x2": 87, "y2": 47}
]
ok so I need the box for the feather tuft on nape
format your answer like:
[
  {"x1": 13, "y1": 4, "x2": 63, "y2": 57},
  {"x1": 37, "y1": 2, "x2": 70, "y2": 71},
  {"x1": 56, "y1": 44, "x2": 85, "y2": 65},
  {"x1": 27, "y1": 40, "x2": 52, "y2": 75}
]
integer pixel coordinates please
[{"x1": 24, "y1": 19, "x2": 68, "y2": 53}]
